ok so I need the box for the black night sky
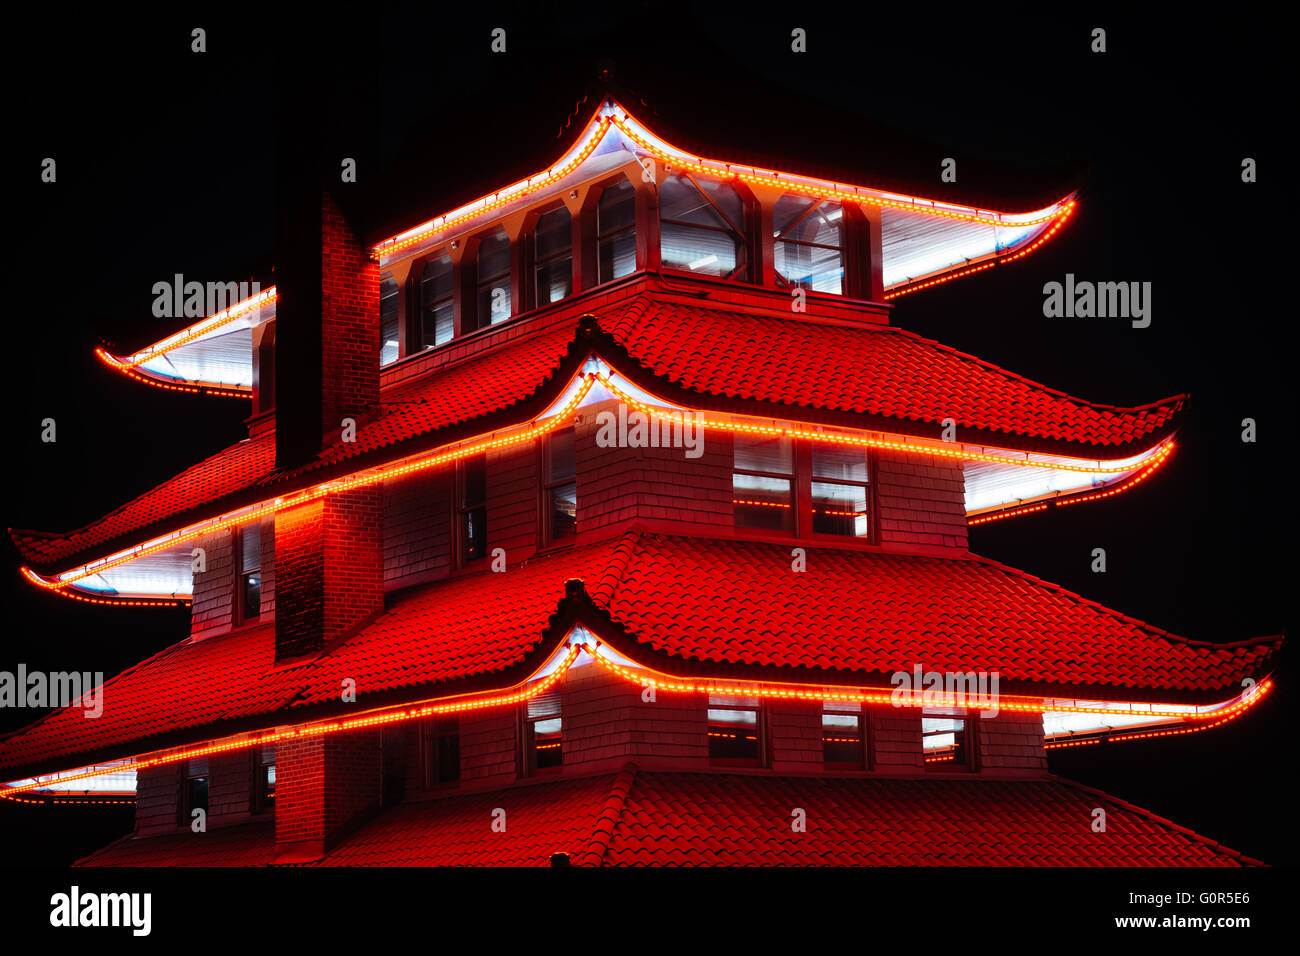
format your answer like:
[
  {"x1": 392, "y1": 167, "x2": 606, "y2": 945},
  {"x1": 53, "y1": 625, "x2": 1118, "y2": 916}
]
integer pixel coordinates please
[{"x1": 4, "y1": 3, "x2": 1292, "y2": 884}]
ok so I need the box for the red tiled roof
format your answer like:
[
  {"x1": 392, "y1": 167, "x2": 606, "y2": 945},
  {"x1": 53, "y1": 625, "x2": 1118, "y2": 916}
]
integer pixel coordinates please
[
  {"x1": 13, "y1": 292, "x2": 1181, "y2": 571},
  {"x1": 0, "y1": 532, "x2": 1276, "y2": 781},
  {"x1": 72, "y1": 769, "x2": 1262, "y2": 867},
  {"x1": 598, "y1": 296, "x2": 1183, "y2": 450}
]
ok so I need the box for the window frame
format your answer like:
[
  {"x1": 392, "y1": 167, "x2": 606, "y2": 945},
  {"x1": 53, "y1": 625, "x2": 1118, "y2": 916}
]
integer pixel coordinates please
[
  {"x1": 177, "y1": 759, "x2": 209, "y2": 826},
  {"x1": 822, "y1": 702, "x2": 870, "y2": 770},
  {"x1": 658, "y1": 172, "x2": 753, "y2": 282},
  {"x1": 455, "y1": 453, "x2": 488, "y2": 568},
  {"x1": 540, "y1": 427, "x2": 578, "y2": 548},
  {"x1": 249, "y1": 745, "x2": 276, "y2": 815},
  {"x1": 732, "y1": 438, "x2": 877, "y2": 543},
  {"x1": 379, "y1": 272, "x2": 401, "y2": 366},
  {"x1": 521, "y1": 694, "x2": 563, "y2": 777},
  {"x1": 233, "y1": 524, "x2": 261, "y2": 626},
  {"x1": 707, "y1": 695, "x2": 767, "y2": 768},
  {"x1": 473, "y1": 227, "x2": 512, "y2": 330},
  {"x1": 530, "y1": 202, "x2": 574, "y2": 309},
  {"x1": 922, "y1": 707, "x2": 975, "y2": 772},
  {"x1": 773, "y1": 196, "x2": 847, "y2": 295},
  {"x1": 417, "y1": 249, "x2": 455, "y2": 351},
  {"x1": 595, "y1": 178, "x2": 638, "y2": 285},
  {"x1": 419, "y1": 716, "x2": 461, "y2": 790}
]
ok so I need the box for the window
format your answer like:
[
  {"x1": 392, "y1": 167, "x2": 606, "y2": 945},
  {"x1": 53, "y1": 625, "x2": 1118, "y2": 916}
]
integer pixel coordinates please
[
  {"x1": 811, "y1": 445, "x2": 870, "y2": 538},
  {"x1": 923, "y1": 708, "x2": 971, "y2": 769},
  {"x1": 733, "y1": 434, "x2": 794, "y2": 533},
  {"x1": 420, "y1": 253, "x2": 454, "y2": 349},
  {"x1": 823, "y1": 702, "x2": 867, "y2": 769},
  {"x1": 533, "y1": 206, "x2": 572, "y2": 305},
  {"x1": 251, "y1": 744, "x2": 275, "y2": 813},
  {"x1": 457, "y1": 453, "x2": 487, "y2": 564},
  {"x1": 773, "y1": 195, "x2": 845, "y2": 294},
  {"x1": 236, "y1": 523, "x2": 261, "y2": 623},
  {"x1": 475, "y1": 229, "x2": 511, "y2": 328},
  {"x1": 379, "y1": 276, "x2": 399, "y2": 366},
  {"x1": 659, "y1": 173, "x2": 749, "y2": 280},
  {"x1": 708, "y1": 696, "x2": 763, "y2": 765},
  {"x1": 543, "y1": 427, "x2": 577, "y2": 543},
  {"x1": 179, "y1": 757, "x2": 208, "y2": 824},
  {"x1": 596, "y1": 179, "x2": 637, "y2": 283},
  {"x1": 420, "y1": 717, "x2": 460, "y2": 788},
  {"x1": 525, "y1": 691, "x2": 562, "y2": 774}
]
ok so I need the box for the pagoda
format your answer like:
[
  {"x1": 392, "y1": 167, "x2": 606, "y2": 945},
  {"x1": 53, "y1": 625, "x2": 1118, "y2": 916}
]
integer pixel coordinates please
[{"x1": 1, "y1": 99, "x2": 1279, "y2": 866}]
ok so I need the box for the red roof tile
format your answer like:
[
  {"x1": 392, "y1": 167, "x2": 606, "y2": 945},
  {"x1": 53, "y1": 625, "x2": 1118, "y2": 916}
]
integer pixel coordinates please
[
  {"x1": 72, "y1": 770, "x2": 1261, "y2": 866},
  {"x1": 14, "y1": 292, "x2": 1181, "y2": 571},
  {"x1": 0, "y1": 532, "x2": 1275, "y2": 781}
]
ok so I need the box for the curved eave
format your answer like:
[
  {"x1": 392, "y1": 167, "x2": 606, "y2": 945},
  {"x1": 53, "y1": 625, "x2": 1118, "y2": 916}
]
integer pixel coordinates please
[
  {"x1": 372, "y1": 99, "x2": 1075, "y2": 294},
  {"x1": 15, "y1": 354, "x2": 1185, "y2": 604},
  {"x1": 95, "y1": 289, "x2": 275, "y2": 397},
  {"x1": 0, "y1": 619, "x2": 1278, "y2": 795}
]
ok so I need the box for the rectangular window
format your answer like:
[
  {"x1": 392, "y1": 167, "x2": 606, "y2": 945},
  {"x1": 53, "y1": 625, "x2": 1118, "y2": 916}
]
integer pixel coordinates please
[
  {"x1": 379, "y1": 276, "x2": 400, "y2": 366},
  {"x1": 457, "y1": 454, "x2": 487, "y2": 564},
  {"x1": 774, "y1": 195, "x2": 845, "y2": 294},
  {"x1": 733, "y1": 434, "x2": 793, "y2": 532},
  {"x1": 179, "y1": 756, "x2": 208, "y2": 824},
  {"x1": 421, "y1": 717, "x2": 460, "y2": 788},
  {"x1": 420, "y1": 254, "x2": 454, "y2": 349},
  {"x1": 811, "y1": 445, "x2": 870, "y2": 538},
  {"x1": 822, "y1": 702, "x2": 866, "y2": 769},
  {"x1": 476, "y1": 230, "x2": 512, "y2": 327},
  {"x1": 525, "y1": 692, "x2": 562, "y2": 774},
  {"x1": 923, "y1": 708, "x2": 971, "y2": 769},
  {"x1": 237, "y1": 523, "x2": 261, "y2": 623},
  {"x1": 251, "y1": 744, "x2": 275, "y2": 813},
  {"x1": 659, "y1": 173, "x2": 750, "y2": 280},
  {"x1": 708, "y1": 695, "x2": 763, "y2": 766},
  {"x1": 543, "y1": 427, "x2": 577, "y2": 543},
  {"x1": 597, "y1": 180, "x2": 637, "y2": 283},
  {"x1": 534, "y1": 206, "x2": 572, "y2": 305}
]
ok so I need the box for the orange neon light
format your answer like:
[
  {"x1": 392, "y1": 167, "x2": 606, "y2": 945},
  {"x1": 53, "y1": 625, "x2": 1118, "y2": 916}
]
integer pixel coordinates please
[
  {"x1": 0, "y1": 640, "x2": 1271, "y2": 800},
  {"x1": 22, "y1": 376, "x2": 600, "y2": 599},
  {"x1": 883, "y1": 202, "x2": 1077, "y2": 300},
  {"x1": 23, "y1": 369, "x2": 1171, "y2": 602},
  {"x1": 598, "y1": 374, "x2": 1167, "y2": 477},
  {"x1": 100, "y1": 289, "x2": 277, "y2": 370},
  {"x1": 371, "y1": 104, "x2": 1073, "y2": 273},
  {"x1": 0, "y1": 646, "x2": 582, "y2": 798},
  {"x1": 93, "y1": 349, "x2": 252, "y2": 398},
  {"x1": 968, "y1": 442, "x2": 1175, "y2": 526},
  {"x1": 582, "y1": 641, "x2": 1272, "y2": 724}
]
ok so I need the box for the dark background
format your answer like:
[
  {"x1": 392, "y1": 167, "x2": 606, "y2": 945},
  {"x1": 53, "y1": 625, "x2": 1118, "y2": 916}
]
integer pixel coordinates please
[{"x1": 4, "y1": 4, "x2": 1291, "y2": 870}]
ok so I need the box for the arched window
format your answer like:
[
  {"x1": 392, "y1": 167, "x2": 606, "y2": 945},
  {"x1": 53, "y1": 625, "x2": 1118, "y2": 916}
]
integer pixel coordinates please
[
  {"x1": 419, "y1": 253, "x2": 454, "y2": 349},
  {"x1": 659, "y1": 174, "x2": 749, "y2": 280},
  {"x1": 773, "y1": 195, "x2": 844, "y2": 294},
  {"x1": 533, "y1": 206, "x2": 572, "y2": 305},
  {"x1": 596, "y1": 180, "x2": 637, "y2": 283},
  {"x1": 476, "y1": 229, "x2": 512, "y2": 328}
]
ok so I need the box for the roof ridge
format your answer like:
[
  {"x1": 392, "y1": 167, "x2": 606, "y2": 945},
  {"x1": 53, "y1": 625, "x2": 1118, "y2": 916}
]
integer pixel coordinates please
[
  {"x1": 586, "y1": 528, "x2": 644, "y2": 607},
  {"x1": 1051, "y1": 775, "x2": 1266, "y2": 866},
  {"x1": 579, "y1": 762, "x2": 637, "y2": 867}
]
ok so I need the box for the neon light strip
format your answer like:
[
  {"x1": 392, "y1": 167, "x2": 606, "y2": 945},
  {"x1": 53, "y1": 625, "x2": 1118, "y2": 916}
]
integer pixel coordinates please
[
  {"x1": 967, "y1": 443, "x2": 1175, "y2": 526},
  {"x1": 883, "y1": 202, "x2": 1077, "y2": 300},
  {"x1": 0, "y1": 645, "x2": 582, "y2": 798},
  {"x1": 0, "y1": 637, "x2": 1268, "y2": 799},
  {"x1": 583, "y1": 642, "x2": 1270, "y2": 722},
  {"x1": 92, "y1": 350, "x2": 252, "y2": 398},
  {"x1": 371, "y1": 101, "x2": 1072, "y2": 263},
  {"x1": 99, "y1": 289, "x2": 277, "y2": 370},
  {"x1": 22, "y1": 375, "x2": 600, "y2": 598},
  {"x1": 21, "y1": 365, "x2": 1173, "y2": 602},
  {"x1": 597, "y1": 373, "x2": 1168, "y2": 476}
]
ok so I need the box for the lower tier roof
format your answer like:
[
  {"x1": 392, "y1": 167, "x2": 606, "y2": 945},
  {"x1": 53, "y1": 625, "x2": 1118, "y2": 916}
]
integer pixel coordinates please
[
  {"x1": 76, "y1": 767, "x2": 1261, "y2": 867},
  {"x1": 0, "y1": 531, "x2": 1278, "y2": 783}
]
